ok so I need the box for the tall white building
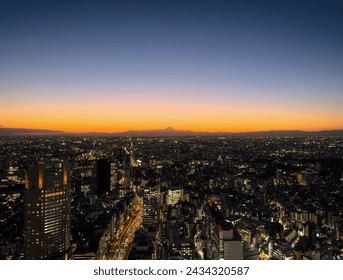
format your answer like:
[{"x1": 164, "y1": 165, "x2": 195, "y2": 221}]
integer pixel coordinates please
[
  {"x1": 205, "y1": 201, "x2": 243, "y2": 260},
  {"x1": 166, "y1": 186, "x2": 184, "y2": 206}
]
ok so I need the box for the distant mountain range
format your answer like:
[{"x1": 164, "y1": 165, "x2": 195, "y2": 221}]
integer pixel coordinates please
[
  {"x1": 0, "y1": 127, "x2": 65, "y2": 136},
  {"x1": 1, "y1": 126, "x2": 343, "y2": 137}
]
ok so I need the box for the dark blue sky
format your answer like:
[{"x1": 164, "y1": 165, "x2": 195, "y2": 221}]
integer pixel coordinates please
[{"x1": 1, "y1": 0, "x2": 343, "y2": 132}]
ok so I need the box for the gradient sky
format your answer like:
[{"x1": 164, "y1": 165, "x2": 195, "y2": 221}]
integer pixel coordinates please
[{"x1": 1, "y1": 0, "x2": 343, "y2": 132}]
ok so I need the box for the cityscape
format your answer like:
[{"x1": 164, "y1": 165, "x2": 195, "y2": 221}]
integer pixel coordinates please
[
  {"x1": 1, "y1": 134, "x2": 342, "y2": 260},
  {"x1": 1, "y1": 0, "x2": 343, "y2": 263}
]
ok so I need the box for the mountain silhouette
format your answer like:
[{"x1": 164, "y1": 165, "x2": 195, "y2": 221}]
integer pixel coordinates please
[{"x1": 1, "y1": 126, "x2": 343, "y2": 137}]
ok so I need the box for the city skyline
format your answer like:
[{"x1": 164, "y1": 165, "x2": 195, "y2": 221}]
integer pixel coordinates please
[
  {"x1": 1, "y1": 135, "x2": 343, "y2": 260},
  {"x1": 1, "y1": 0, "x2": 343, "y2": 266},
  {"x1": 1, "y1": 0, "x2": 343, "y2": 133}
]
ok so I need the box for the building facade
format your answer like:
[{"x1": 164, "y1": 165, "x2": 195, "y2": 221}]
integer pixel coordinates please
[{"x1": 24, "y1": 159, "x2": 71, "y2": 259}]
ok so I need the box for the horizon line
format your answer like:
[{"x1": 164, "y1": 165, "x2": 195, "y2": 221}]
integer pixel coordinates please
[{"x1": 1, "y1": 126, "x2": 343, "y2": 135}]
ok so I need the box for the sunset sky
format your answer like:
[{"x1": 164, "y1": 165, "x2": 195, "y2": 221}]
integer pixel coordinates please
[{"x1": 1, "y1": 0, "x2": 343, "y2": 133}]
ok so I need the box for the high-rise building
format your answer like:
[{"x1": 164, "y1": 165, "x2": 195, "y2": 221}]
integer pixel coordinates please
[
  {"x1": 204, "y1": 201, "x2": 243, "y2": 260},
  {"x1": 24, "y1": 159, "x2": 71, "y2": 259},
  {"x1": 143, "y1": 185, "x2": 159, "y2": 229},
  {"x1": 166, "y1": 186, "x2": 184, "y2": 206},
  {"x1": 110, "y1": 161, "x2": 117, "y2": 191},
  {"x1": 96, "y1": 159, "x2": 111, "y2": 194},
  {"x1": 143, "y1": 184, "x2": 160, "y2": 244},
  {"x1": 143, "y1": 195, "x2": 158, "y2": 227}
]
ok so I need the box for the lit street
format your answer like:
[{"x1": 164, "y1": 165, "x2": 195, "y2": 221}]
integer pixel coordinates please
[{"x1": 105, "y1": 196, "x2": 143, "y2": 260}]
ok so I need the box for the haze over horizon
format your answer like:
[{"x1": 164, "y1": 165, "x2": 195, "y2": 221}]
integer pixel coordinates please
[
  {"x1": 1, "y1": 125, "x2": 343, "y2": 137},
  {"x1": 1, "y1": 0, "x2": 343, "y2": 133}
]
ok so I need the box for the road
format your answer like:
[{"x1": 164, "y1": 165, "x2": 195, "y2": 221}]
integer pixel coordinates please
[{"x1": 105, "y1": 196, "x2": 143, "y2": 260}]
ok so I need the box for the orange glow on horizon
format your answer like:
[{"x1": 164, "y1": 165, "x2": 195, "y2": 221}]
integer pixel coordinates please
[
  {"x1": 1, "y1": 93, "x2": 343, "y2": 133},
  {"x1": 2, "y1": 116, "x2": 342, "y2": 134},
  {"x1": 2, "y1": 115, "x2": 342, "y2": 133}
]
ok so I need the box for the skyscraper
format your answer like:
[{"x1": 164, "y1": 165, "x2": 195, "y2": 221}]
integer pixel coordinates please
[
  {"x1": 24, "y1": 159, "x2": 71, "y2": 259},
  {"x1": 96, "y1": 159, "x2": 111, "y2": 194},
  {"x1": 143, "y1": 185, "x2": 159, "y2": 230},
  {"x1": 204, "y1": 201, "x2": 243, "y2": 260}
]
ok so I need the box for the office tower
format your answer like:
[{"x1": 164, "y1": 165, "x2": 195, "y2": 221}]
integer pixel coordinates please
[
  {"x1": 110, "y1": 161, "x2": 117, "y2": 191},
  {"x1": 143, "y1": 184, "x2": 160, "y2": 246},
  {"x1": 143, "y1": 185, "x2": 159, "y2": 229},
  {"x1": 143, "y1": 195, "x2": 158, "y2": 227},
  {"x1": 96, "y1": 159, "x2": 110, "y2": 194},
  {"x1": 166, "y1": 186, "x2": 184, "y2": 206},
  {"x1": 205, "y1": 201, "x2": 243, "y2": 260},
  {"x1": 24, "y1": 159, "x2": 71, "y2": 260}
]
